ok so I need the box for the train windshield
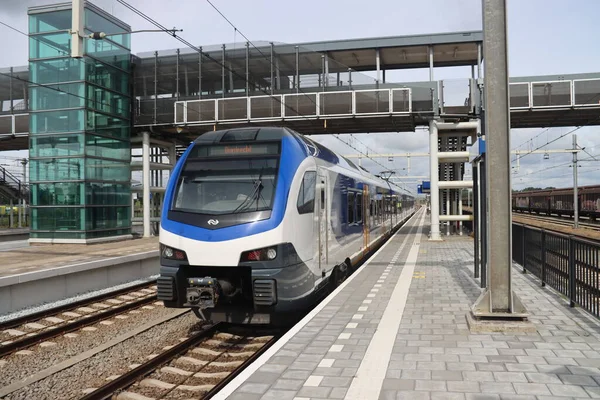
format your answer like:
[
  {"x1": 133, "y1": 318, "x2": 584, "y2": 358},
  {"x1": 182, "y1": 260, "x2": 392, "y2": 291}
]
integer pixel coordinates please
[{"x1": 172, "y1": 154, "x2": 279, "y2": 216}]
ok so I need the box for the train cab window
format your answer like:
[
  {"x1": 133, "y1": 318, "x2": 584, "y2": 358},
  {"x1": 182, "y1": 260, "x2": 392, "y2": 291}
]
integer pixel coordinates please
[
  {"x1": 347, "y1": 192, "x2": 355, "y2": 224},
  {"x1": 356, "y1": 193, "x2": 363, "y2": 222},
  {"x1": 297, "y1": 171, "x2": 316, "y2": 214}
]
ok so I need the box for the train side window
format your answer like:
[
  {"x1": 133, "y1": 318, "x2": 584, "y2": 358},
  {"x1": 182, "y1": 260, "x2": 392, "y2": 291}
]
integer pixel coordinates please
[
  {"x1": 347, "y1": 192, "x2": 355, "y2": 224},
  {"x1": 297, "y1": 171, "x2": 316, "y2": 214},
  {"x1": 370, "y1": 200, "x2": 373, "y2": 216},
  {"x1": 320, "y1": 183, "x2": 325, "y2": 210},
  {"x1": 356, "y1": 193, "x2": 363, "y2": 222}
]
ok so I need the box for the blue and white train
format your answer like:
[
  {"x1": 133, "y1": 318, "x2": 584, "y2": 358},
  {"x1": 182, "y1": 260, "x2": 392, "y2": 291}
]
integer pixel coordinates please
[{"x1": 157, "y1": 126, "x2": 415, "y2": 324}]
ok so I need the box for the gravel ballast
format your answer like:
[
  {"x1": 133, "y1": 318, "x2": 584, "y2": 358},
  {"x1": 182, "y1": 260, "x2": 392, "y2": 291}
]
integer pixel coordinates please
[
  {"x1": 3, "y1": 311, "x2": 205, "y2": 400},
  {"x1": 0, "y1": 301, "x2": 173, "y2": 387}
]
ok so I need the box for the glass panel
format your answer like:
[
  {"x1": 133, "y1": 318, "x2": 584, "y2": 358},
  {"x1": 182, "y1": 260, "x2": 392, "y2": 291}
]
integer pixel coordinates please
[
  {"x1": 347, "y1": 192, "x2": 355, "y2": 224},
  {"x1": 30, "y1": 82, "x2": 85, "y2": 111},
  {"x1": 85, "y1": 134, "x2": 130, "y2": 160},
  {"x1": 30, "y1": 109, "x2": 85, "y2": 134},
  {"x1": 86, "y1": 84, "x2": 129, "y2": 118},
  {"x1": 86, "y1": 183, "x2": 130, "y2": 205},
  {"x1": 30, "y1": 134, "x2": 84, "y2": 157},
  {"x1": 30, "y1": 157, "x2": 84, "y2": 181},
  {"x1": 84, "y1": 9, "x2": 130, "y2": 49},
  {"x1": 31, "y1": 182, "x2": 84, "y2": 206},
  {"x1": 173, "y1": 158, "x2": 279, "y2": 215},
  {"x1": 29, "y1": 32, "x2": 71, "y2": 59},
  {"x1": 85, "y1": 158, "x2": 130, "y2": 181},
  {"x1": 29, "y1": 10, "x2": 72, "y2": 34},
  {"x1": 85, "y1": 59, "x2": 129, "y2": 94},
  {"x1": 85, "y1": 38, "x2": 130, "y2": 71},
  {"x1": 31, "y1": 207, "x2": 85, "y2": 231},
  {"x1": 30, "y1": 58, "x2": 85, "y2": 84},
  {"x1": 297, "y1": 171, "x2": 316, "y2": 214},
  {"x1": 86, "y1": 110, "x2": 129, "y2": 139},
  {"x1": 86, "y1": 206, "x2": 130, "y2": 230}
]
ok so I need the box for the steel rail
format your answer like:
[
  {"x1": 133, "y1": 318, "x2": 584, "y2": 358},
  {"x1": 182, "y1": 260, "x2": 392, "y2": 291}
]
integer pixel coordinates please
[
  {"x1": 0, "y1": 294, "x2": 157, "y2": 358},
  {"x1": 0, "y1": 280, "x2": 157, "y2": 331}
]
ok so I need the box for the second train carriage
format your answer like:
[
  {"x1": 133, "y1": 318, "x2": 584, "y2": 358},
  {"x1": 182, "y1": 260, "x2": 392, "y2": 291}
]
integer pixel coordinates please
[{"x1": 157, "y1": 127, "x2": 415, "y2": 325}]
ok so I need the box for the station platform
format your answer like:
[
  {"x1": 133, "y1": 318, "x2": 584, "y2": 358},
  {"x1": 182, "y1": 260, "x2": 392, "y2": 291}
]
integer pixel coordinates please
[
  {"x1": 0, "y1": 237, "x2": 160, "y2": 316},
  {"x1": 217, "y1": 207, "x2": 600, "y2": 400},
  {"x1": 0, "y1": 236, "x2": 159, "y2": 278}
]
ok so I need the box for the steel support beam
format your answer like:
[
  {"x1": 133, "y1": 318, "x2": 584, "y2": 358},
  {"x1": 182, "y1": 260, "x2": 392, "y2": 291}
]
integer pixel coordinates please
[
  {"x1": 438, "y1": 180, "x2": 473, "y2": 189},
  {"x1": 471, "y1": 0, "x2": 528, "y2": 320},
  {"x1": 439, "y1": 215, "x2": 473, "y2": 222},
  {"x1": 71, "y1": 0, "x2": 84, "y2": 58},
  {"x1": 429, "y1": 120, "x2": 441, "y2": 241},
  {"x1": 142, "y1": 131, "x2": 151, "y2": 238}
]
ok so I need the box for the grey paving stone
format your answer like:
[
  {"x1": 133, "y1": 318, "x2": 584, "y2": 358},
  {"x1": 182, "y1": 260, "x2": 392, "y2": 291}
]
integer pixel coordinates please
[
  {"x1": 476, "y1": 363, "x2": 506, "y2": 372},
  {"x1": 238, "y1": 383, "x2": 271, "y2": 394},
  {"x1": 416, "y1": 380, "x2": 447, "y2": 391},
  {"x1": 446, "y1": 381, "x2": 480, "y2": 393},
  {"x1": 432, "y1": 370, "x2": 464, "y2": 381},
  {"x1": 227, "y1": 393, "x2": 262, "y2": 400},
  {"x1": 505, "y1": 363, "x2": 538, "y2": 373},
  {"x1": 523, "y1": 372, "x2": 561, "y2": 384},
  {"x1": 558, "y1": 373, "x2": 597, "y2": 385},
  {"x1": 493, "y1": 372, "x2": 528, "y2": 383},
  {"x1": 396, "y1": 391, "x2": 432, "y2": 400},
  {"x1": 465, "y1": 394, "x2": 500, "y2": 400},
  {"x1": 512, "y1": 383, "x2": 551, "y2": 396},
  {"x1": 483, "y1": 382, "x2": 516, "y2": 394},
  {"x1": 320, "y1": 376, "x2": 352, "y2": 387},
  {"x1": 281, "y1": 369, "x2": 312, "y2": 380},
  {"x1": 430, "y1": 392, "x2": 466, "y2": 400},
  {"x1": 382, "y1": 378, "x2": 416, "y2": 390},
  {"x1": 259, "y1": 389, "x2": 297, "y2": 400},
  {"x1": 463, "y1": 371, "x2": 495, "y2": 382},
  {"x1": 547, "y1": 383, "x2": 590, "y2": 397},
  {"x1": 271, "y1": 379, "x2": 304, "y2": 391}
]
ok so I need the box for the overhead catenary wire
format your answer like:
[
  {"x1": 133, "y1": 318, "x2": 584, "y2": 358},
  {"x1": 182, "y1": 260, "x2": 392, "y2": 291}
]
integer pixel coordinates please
[
  {"x1": 116, "y1": 0, "x2": 412, "y2": 194},
  {"x1": 200, "y1": 0, "x2": 411, "y2": 192}
]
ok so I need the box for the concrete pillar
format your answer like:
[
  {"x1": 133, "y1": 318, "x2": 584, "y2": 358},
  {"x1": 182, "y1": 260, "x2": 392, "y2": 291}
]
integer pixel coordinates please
[
  {"x1": 142, "y1": 131, "x2": 151, "y2": 237},
  {"x1": 429, "y1": 120, "x2": 441, "y2": 240}
]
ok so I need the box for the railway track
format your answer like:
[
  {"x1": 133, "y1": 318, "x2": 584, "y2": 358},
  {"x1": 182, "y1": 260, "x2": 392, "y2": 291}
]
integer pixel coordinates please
[
  {"x1": 515, "y1": 213, "x2": 600, "y2": 231},
  {"x1": 80, "y1": 323, "x2": 279, "y2": 400},
  {"x1": 0, "y1": 280, "x2": 158, "y2": 358}
]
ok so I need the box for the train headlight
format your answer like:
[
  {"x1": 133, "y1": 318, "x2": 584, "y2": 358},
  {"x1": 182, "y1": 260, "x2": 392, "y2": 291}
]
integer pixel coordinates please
[
  {"x1": 240, "y1": 246, "x2": 278, "y2": 262},
  {"x1": 160, "y1": 244, "x2": 187, "y2": 261}
]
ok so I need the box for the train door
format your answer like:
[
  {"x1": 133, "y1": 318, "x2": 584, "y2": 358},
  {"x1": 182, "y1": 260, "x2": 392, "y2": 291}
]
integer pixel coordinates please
[{"x1": 317, "y1": 169, "x2": 329, "y2": 275}]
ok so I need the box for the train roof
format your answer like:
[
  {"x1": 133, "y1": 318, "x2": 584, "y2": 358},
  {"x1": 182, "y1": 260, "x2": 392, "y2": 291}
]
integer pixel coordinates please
[{"x1": 192, "y1": 127, "x2": 407, "y2": 195}]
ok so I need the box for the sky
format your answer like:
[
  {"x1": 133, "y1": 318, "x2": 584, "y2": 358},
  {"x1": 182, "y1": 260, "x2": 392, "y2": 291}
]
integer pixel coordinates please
[{"x1": 0, "y1": 0, "x2": 599, "y2": 192}]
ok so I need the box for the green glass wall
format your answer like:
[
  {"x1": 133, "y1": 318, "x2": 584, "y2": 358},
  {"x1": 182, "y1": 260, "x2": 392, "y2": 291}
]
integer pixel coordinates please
[{"x1": 28, "y1": 3, "x2": 132, "y2": 241}]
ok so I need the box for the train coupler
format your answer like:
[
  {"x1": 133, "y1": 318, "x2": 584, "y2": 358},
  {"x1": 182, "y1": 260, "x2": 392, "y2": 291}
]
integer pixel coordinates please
[{"x1": 185, "y1": 277, "x2": 220, "y2": 309}]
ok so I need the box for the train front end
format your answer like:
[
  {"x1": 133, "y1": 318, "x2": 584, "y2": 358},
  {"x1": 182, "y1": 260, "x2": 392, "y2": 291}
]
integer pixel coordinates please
[{"x1": 157, "y1": 127, "x2": 312, "y2": 325}]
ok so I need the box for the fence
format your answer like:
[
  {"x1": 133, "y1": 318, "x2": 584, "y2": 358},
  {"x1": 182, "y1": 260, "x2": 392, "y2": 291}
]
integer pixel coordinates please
[{"x1": 513, "y1": 223, "x2": 600, "y2": 317}]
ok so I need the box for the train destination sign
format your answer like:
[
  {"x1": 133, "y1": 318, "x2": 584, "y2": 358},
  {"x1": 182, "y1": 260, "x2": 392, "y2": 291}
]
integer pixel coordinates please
[{"x1": 193, "y1": 143, "x2": 280, "y2": 158}]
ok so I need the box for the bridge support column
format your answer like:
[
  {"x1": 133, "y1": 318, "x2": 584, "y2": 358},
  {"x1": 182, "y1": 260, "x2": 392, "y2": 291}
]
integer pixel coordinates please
[
  {"x1": 429, "y1": 120, "x2": 441, "y2": 241},
  {"x1": 469, "y1": 0, "x2": 531, "y2": 330}
]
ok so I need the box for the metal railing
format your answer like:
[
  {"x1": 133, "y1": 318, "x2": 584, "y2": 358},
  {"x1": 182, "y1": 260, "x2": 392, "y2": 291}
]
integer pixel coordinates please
[
  {"x1": 509, "y1": 79, "x2": 600, "y2": 109},
  {"x1": 513, "y1": 223, "x2": 600, "y2": 318},
  {"x1": 174, "y1": 88, "x2": 414, "y2": 125}
]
